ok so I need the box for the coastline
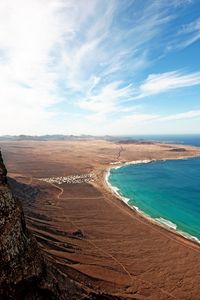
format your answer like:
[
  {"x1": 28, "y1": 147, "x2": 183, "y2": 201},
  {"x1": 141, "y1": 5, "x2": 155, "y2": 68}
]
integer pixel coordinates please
[
  {"x1": 104, "y1": 157, "x2": 200, "y2": 246},
  {"x1": 2, "y1": 139, "x2": 200, "y2": 299}
]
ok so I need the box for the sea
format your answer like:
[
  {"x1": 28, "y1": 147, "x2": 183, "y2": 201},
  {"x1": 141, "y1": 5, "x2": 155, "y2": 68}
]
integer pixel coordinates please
[{"x1": 108, "y1": 134, "x2": 200, "y2": 243}]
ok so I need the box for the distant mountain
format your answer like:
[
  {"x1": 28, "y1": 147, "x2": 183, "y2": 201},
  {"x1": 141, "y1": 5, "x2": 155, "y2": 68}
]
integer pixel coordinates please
[{"x1": 0, "y1": 134, "x2": 114, "y2": 141}]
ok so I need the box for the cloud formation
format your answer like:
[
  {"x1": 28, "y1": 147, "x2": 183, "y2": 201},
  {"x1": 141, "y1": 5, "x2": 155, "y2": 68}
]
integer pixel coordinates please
[
  {"x1": 134, "y1": 71, "x2": 200, "y2": 99},
  {"x1": 174, "y1": 17, "x2": 200, "y2": 49},
  {"x1": 160, "y1": 110, "x2": 200, "y2": 121},
  {"x1": 0, "y1": 0, "x2": 199, "y2": 135}
]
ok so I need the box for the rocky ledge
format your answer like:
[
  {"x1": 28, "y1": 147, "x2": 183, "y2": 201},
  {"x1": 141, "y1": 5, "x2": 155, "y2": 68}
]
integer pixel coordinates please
[{"x1": 0, "y1": 151, "x2": 61, "y2": 300}]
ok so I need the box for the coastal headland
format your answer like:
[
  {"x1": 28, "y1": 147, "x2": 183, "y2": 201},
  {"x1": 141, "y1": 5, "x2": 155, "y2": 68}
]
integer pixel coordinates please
[{"x1": 1, "y1": 139, "x2": 200, "y2": 299}]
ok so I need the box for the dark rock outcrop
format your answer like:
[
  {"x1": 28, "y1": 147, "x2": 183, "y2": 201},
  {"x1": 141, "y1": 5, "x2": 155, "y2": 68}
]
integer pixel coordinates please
[
  {"x1": 0, "y1": 151, "x2": 7, "y2": 184},
  {"x1": 169, "y1": 147, "x2": 186, "y2": 152},
  {"x1": 0, "y1": 151, "x2": 61, "y2": 300}
]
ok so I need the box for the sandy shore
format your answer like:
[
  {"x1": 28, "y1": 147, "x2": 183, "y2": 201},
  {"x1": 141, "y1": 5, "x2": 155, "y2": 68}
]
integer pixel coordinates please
[{"x1": 1, "y1": 139, "x2": 200, "y2": 299}]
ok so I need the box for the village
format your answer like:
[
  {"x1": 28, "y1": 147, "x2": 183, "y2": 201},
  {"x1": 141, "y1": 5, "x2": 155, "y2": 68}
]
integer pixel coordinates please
[{"x1": 39, "y1": 172, "x2": 97, "y2": 185}]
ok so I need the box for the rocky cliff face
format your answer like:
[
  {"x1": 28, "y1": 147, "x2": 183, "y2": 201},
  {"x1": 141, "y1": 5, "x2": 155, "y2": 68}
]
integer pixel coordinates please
[
  {"x1": 0, "y1": 151, "x2": 61, "y2": 300},
  {"x1": 0, "y1": 151, "x2": 7, "y2": 184}
]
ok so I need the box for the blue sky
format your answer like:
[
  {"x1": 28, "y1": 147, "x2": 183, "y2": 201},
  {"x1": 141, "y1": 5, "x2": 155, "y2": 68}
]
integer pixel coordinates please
[{"x1": 0, "y1": 0, "x2": 200, "y2": 135}]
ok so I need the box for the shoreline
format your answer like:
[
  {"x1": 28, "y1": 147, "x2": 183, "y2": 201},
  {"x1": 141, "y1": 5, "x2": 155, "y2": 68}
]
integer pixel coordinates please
[
  {"x1": 104, "y1": 157, "x2": 200, "y2": 246},
  {"x1": 2, "y1": 139, "x2": 200, "y2": 298}
]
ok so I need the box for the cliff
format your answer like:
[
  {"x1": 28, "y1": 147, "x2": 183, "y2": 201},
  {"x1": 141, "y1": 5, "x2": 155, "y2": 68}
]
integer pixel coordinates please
[
  {"x1": 0, "y1": 150, "x2": 126, "y2": 300},
  {"x1": 0, "y1": 151, "x2": 7, "y2": 184},
  {"x1": 0, "y1": 151, "x2": 61, "y2": 300}
]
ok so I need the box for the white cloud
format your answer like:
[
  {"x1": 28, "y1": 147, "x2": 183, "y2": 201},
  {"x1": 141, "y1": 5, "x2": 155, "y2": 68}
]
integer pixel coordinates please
[
  {"x1": 176, "y1": 17, "x2": 200, "y2": 48},
  {"x1": 78, "y1": 82, "x2": 134, "y2": 120},
  {"x1": 0, "y1": 0, "x2": 101, "y2": 134},
  {"x1": 0, "y1": 0, "x2": 67, "y2": 134},
  {"x1": 57, "y1": 0, "x2": 177, "y2": 103},
  {"x1": 124, "y1": 114, "x2": 159, "y2": 122},
  {"x1": 160, "y1": 110, "x2": 200, "y2": 121},
  {"x1": 119, "y1": 109, "x2": 200, "y2": 127},
  {"x1": 167, "y1": 17, "x2": 200, "y2": 51},
  {"x1": 133, "y1": 71, "x2": 200, "y2": 99},
  {"x1": 0, "y1": 0, "x2": 199, "y2": 135},
  {"x1": 98, "y1": 109, "x2": 200, "y2": 135}
]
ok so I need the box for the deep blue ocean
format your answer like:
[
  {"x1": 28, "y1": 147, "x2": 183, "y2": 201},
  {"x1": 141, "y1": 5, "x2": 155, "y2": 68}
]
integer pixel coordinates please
[{"x1": 108, "y1": 135, "x2": 200, "y2": 242}]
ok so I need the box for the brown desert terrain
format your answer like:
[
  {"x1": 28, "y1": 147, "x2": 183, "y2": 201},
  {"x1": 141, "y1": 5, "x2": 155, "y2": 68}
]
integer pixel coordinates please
[{"x1": 1, "y1": 139, "x2": 200, "y2": 300}]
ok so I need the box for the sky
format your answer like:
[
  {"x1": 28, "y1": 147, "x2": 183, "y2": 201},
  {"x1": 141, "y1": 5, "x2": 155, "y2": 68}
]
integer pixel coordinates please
[{"x1": 0, "y1": 0, "x2": 200, "y2": 136}]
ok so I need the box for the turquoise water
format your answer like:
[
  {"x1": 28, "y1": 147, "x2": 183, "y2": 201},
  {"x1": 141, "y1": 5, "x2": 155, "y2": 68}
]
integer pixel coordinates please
[{"x1": 108, "y1": 157, "x2": 200, "y2": 242}]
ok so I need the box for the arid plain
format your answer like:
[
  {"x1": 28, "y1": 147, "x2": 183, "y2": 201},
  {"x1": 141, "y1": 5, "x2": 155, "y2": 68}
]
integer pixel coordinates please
[{"x1": 1, "y1": 139, "x2": 200, "y2": 300}]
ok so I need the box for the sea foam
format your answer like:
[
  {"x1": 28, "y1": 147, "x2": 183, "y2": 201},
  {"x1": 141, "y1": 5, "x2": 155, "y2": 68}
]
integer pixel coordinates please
[{"x1": 155, "y1": 217, "x2": 177, "y2": 230}]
